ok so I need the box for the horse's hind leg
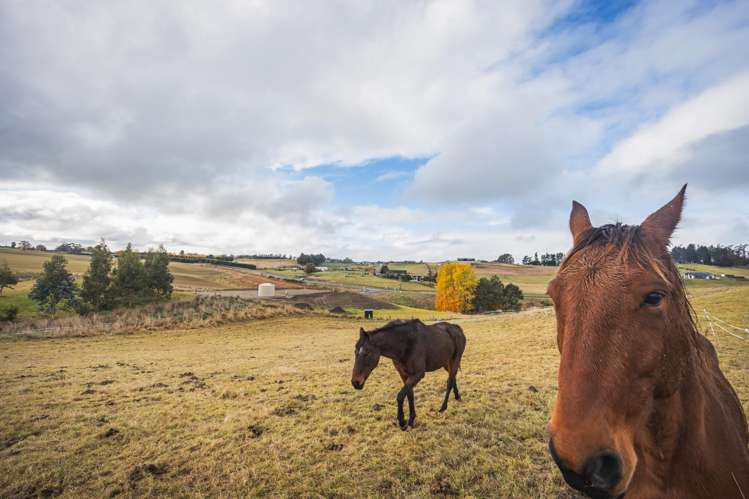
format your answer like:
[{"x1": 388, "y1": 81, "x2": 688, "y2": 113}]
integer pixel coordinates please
[
  {"x1": 439, "y1": 377, "x2": 453, "y2": 412},
  {"x1": 452, "y1": 342, "x2": 464, "y2": 401},
  {"x1": 452, "y1": 379, "x2": 461, "y2": 401},
  {"x1": 439, "y1": 359, "x2": 455, "y2": 412}
]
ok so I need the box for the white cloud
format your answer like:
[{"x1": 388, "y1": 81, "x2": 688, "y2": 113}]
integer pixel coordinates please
[
  {"x1": 1, "y1": 1, "x2": 748, "y2": 259},
  {"x1": 597, "y1": 71, "x2": 749, "y2": 175},
  {"x1": 375, "y1": 171, "x2": 410, "y2": 182}
]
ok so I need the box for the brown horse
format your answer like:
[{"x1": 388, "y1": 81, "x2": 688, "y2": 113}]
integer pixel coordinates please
[
  {"x1": 548, "y1": 185, "x2": 749, "y2": 498},
  {"x1": 351, "y1": 319, "x2": 466, "y2": 430}
]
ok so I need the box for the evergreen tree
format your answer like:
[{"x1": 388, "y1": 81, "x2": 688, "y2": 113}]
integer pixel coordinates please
[
  {"x1": 144, "y1": 245, "x2": 173, "y2": 300},
  {"x1": 111, "y1": 243, "x2": 146, "y2": 307},
  {"x1": 29, "y1": 255, "x2": 79, "y2": 314},
  {"x1": 0, "y1": 261, "x2": 19, "y2": 295},
  {"x1": 472, "y1": 275, "x2": 505, "y2": 312},
  {"x1": 496, "y1": 253, "x2": 514, "y2": 264},
  {"x1": 81, "y1": 239, "x2": 113, "y2": 311},
  {"x1": 501, "y1": 284, "x2": 523, "y2": 311}
]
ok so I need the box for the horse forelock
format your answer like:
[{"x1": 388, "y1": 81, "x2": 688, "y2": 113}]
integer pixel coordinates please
[{"x1": 560, "y1": 222, "x2": 698, "y2": 339}]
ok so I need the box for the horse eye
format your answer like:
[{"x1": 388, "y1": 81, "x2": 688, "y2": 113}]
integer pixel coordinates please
[{"x1": 643, "y1": 291, "x2": 664, "y2": 307}]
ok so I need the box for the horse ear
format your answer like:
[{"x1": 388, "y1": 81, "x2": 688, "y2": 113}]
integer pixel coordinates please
[
  {"x1": 570, "y1": 200, "x2": 592, "y2": 245},
  {"x1": 640, "y1": 184, "x2": 687, "y2": 249},
  {"x1": 359, "y1": 327, "x2": 368, "y2": 338}
]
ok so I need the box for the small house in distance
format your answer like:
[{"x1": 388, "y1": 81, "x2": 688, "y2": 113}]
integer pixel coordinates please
[{"x1": 683, "y1": 271, "x2": 719, "y2": 280}]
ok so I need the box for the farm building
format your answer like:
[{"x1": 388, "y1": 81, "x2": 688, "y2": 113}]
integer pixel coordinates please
[{"x1": 683, "y1": 271, "x2": 719, "y2": 280}]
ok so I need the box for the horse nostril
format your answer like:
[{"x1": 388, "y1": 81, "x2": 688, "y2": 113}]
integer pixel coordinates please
[
  {"x1": 351, "y1": 380, "x2": 363, "y2": 390},
  {"x1": 583, "y1": 451, "x2": 623, "y2": 491}
]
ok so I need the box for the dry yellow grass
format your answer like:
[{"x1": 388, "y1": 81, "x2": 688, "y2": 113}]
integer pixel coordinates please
[
  {"x1": 472, "y1": 263, "x2": 558, "y2": 297},
  {"x1": 1, "y1": 285, "x2": 746, "y2": 497},
  {"x1": 0, "y1": 249, "x2": 92, "y2": 275}
]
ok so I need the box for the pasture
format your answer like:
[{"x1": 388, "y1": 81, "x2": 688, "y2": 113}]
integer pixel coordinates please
[
  {"x1": 1, "y1": 284, "x2": 747, "y2": 497},
  {"x1": 271, "y1": 268, "x2": 436, "y2": 292},
  {"x1": 0, "y1": 249, "x2": 92, "y2": 275},
  {"x1": 0, "y1": 248, "x2": 300, "y2": 292},
  {"x1": 472, "y1": 263, "x2": 558, "y2": 299}
]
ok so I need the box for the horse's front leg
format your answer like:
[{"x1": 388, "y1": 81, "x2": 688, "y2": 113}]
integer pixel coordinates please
[{"x1": 396, "y1": 373, "x2": 423, "y2": 430}]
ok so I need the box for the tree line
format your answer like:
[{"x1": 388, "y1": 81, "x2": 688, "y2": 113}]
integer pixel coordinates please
[
  {"x1": 169, "y1": 255, "x2": 257, "y2": 270},
  {"x1": 521, "y1": 252, "x2": 565, "y2": 266},
  {"x1": 671, "y1": 244, "x2": 748, "y2": 267},
  {"x1": 297, "y1": 253, "x2": 326, "y2": 266},
  {"x1": 25, "y1": 241, "x2": 174, "y2": 316}
]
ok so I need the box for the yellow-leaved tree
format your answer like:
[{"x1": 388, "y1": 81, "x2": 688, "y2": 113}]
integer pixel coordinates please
[{"x1": 435, "y1": 262, "x2": 477, "y2": 313}]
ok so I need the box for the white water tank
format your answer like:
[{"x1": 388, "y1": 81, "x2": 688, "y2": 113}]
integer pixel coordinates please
[{"x1": 258, "y1": 283, "x2": 276, "y2": 298}]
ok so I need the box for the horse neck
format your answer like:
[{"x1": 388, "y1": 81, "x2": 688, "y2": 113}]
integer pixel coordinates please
[
  {"x1": 639, "y1": 325, "x2": 749, "y2": 494},
  {"x1": 371, "y1": 329, "x2": 408, "y2": 361}
]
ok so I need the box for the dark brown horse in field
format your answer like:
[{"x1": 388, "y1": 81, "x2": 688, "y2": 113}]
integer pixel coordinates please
[
  {"x1": 548, "y1": 185, "x2": 749, "y2": 498},
  {"x1": 351, "y1": 319, "x2": 466, "y2": 430}
]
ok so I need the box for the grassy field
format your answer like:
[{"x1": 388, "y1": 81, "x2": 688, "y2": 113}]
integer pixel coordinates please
[
  {"x1": 235, "y1": 258, "x2": 297, "y2": 269},
  {"x1": 0, "y1": 248, "x2": 92, "y2": 274},
  {"x1": 0, "y1": 281, "x2": 39, "y2": 320},
  {"x1": 1, "y1": 285, "x2": 746, "y2": 497},
  {"x1": 0, "y1": 249, "x2": 299, "y2": 292},
  {"x1": 678, "y1": 262, "x2": 749, "y2": 278},
  {"x1": 271, "y1": 268, "x2": 435, "y2": 292},
  {"x1": 471, "y1": 263, "x2": 558, "y2": 298}
]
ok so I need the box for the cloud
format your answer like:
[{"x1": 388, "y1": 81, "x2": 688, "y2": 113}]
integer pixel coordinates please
[
  {"x1": 597, "y1": 71, "x2": 749, "y2": 176},
  {"x1": 375, "y1": 171, "x2": 410, "y2": 182},
  {"x1": 1, "y1": 1, "x2": 748, "y2": 259},
  {"x1": 669, "y1": 125, "x2": 749, "y2": 191}
]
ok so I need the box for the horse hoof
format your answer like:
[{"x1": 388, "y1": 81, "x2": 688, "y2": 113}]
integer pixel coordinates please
[
  {"x1": 439, "y1": 406, "x2": 447, "y2": 413},
  {"x1": 408, "y1": 419, "x2": 415, "y2": 427},
  {"x1": 400, "y1": 423, "x2": 408, "y2": 431}
]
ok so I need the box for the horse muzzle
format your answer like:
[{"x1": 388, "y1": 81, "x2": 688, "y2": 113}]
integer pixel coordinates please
[
  {"x1": 351, "y1": 379, "x2": 364, "y2": 390},
  {"x1": 549, "y1": 439, "x2": 626, "y2": 499}
]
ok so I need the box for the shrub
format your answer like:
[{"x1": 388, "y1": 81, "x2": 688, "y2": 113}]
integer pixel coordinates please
[
  {"x1": 472, "y1": 276, "x2": 524, "y2": 312},
  {"x1": 0, "y1": 305, "x2": 19, "y2": 322}
]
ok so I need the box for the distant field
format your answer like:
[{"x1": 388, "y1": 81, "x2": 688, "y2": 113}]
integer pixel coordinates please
[
  {"x1": 0, "y1": 285, "x2": 745, "y2": 497},
  {"x1": 0, "y1": 249, "x2": 299, "y2": 291},
  {"x1": 384, "y1": 262, "x2": 434, "y2": 275},
  {"x1": 678, "y1": 263, "x2": 749, "y2": 278},
  {"x1": 0, "y1": 248, "x2": 91, "y2": 274},
  {"x1": 235, "y1": 258, "x2": 296, "y2": 269},
  {"x1": 271, "y1": 268, "x2": 435, "y2": 292},
  {"x1": 472, "y1": 263, "x2": 558, "y2": 297},
  {"x1": 473, "y1": 262, "x2": 749, "y2": 298}
]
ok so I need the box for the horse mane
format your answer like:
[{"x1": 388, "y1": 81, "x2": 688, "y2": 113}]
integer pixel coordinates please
[
  {"x1": 368, "y1": 319, "x2": 423, "y2": 335},
  {"x1": 562, "y1": 222, "x2": 697, "y2": 332}
]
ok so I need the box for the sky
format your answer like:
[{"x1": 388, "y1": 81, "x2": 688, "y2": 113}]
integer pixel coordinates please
[{"x1": 1, "y1": 0, "x2": 748, "y2": 261}]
